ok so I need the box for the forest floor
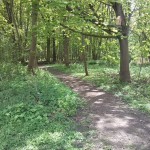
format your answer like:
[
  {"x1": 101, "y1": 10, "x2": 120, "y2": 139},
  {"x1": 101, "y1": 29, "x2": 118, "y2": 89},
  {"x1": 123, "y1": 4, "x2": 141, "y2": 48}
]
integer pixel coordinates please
[{"x1": 42, "y1": 66, "x2": 150, "y2": 150}]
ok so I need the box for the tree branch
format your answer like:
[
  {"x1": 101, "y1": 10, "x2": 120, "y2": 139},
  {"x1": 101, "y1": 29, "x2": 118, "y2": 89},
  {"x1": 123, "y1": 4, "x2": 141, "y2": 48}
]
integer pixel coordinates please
[{"x1": 60, "y1": 23, "x2": 117, "y2": 39}]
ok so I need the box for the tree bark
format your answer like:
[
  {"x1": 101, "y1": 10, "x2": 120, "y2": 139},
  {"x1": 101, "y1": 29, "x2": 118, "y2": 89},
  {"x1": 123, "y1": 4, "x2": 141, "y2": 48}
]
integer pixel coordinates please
[
  {"x1": 52, "y1": 37, "x2": 56, "y2": 63},
  {"x1": 92, "y1": 37, "x2": 97, "y2": 60},
  {"x1": 119, "y1": 38, "x2": 130, "y2": 82},
  {"x1": 63, "y1": 32, "x2": 70, "y2": 67},
  {"x1": 46, "y1": 37, "x2": 51, "y2": 63},
  {"x1": 2, "y1": 0, "x2": 16, "y2": 61},
  {"x1": 112, "y1": 2, "x2": 131, "y2": 82},
  {"x1": 82, "y1": 34, "x2": 89, "y2": 76},
  {"x1": 2, "y1": 0, "x2": 13, "y2": 24},
  {"x1": 83, "y1": 50, "x2": 89, "y2": 76},
  {"x1": 28, "y1": 0, "x2": 40, "y2": 74}
]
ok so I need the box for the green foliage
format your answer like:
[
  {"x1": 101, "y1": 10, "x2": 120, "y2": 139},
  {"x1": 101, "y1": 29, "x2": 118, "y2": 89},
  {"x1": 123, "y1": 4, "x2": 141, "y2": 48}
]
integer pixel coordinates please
[
  {"x1": 0, "y1": 63, "x2": 26, "y2": 80},
  {"x1": 53, "y1": 63, "x2": 150, "y2": 114},
  {"x1": 0, "y1": 64, "x2": 86, "y2": 150}
]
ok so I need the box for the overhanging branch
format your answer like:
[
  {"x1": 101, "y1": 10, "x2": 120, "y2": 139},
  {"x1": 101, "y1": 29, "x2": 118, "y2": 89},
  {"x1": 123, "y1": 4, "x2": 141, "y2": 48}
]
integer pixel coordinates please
[{"x1": 60, "y1": 23, "x2": 117, "y2": 39}]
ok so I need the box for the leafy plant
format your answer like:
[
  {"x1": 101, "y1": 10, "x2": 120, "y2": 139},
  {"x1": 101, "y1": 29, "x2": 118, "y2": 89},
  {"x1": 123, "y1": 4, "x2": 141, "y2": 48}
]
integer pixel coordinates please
[{"x1": 0, "y1": 64, "x2": 87, "y2": 150}]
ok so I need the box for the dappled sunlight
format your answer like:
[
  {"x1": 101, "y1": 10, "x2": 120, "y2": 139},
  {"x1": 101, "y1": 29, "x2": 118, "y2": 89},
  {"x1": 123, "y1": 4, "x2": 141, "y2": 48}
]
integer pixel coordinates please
[
  {"x1": 1, "y1": 0, "x2": 150, "y2": 149},
  {"x1": 85, "y1": 91, "x2": 105, "y2": 97},
  {"x1": 94, "y1": 101, "x2": 103, "y2": 104},
  {"x1": 23, "y1": 131, "x2": 64, "y2": 149},
  {"x1": 96, "y1": 116, "x2": 129, "y2": 129},
  {"x1": 52, "y1": 63, "x2": 150, "y2": 114},
  {"x1": 16, "y1": 129, "x2": 86, "y2": 150},
  {"x1": 47, "y1": 66, "x2": 150, "y2": 150},
  {"x1": 20, "y1": 145, "x2": 39, "y2": 150}
]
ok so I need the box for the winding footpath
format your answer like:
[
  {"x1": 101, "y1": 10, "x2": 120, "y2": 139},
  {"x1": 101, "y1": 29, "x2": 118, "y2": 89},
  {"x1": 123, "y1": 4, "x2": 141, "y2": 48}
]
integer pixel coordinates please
[{"x1": 42, "y1": 66, "x2": 150, "y2": 150}]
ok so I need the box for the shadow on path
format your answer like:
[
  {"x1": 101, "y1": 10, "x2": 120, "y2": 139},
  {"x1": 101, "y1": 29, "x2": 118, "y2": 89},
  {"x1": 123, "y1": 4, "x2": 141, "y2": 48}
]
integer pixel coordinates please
[{"x1": 42, "y1": 66, "x2": 150, "y2": 150}]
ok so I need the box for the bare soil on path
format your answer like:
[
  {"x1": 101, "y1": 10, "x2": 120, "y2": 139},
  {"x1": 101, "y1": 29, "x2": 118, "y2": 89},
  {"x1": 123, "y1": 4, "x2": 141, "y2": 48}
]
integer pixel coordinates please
[{"x1": 43, "y1": 66, "x2": 150, "y2": 150}]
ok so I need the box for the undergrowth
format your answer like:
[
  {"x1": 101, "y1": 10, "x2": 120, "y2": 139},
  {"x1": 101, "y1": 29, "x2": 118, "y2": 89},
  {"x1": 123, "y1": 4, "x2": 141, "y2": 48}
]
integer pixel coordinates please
[
  {"x1": 0, "y1": 63, "x2": 87, "y2": 150},
  {"x1": 52, "y1": 62, "x2": 150, "y2": 114}
]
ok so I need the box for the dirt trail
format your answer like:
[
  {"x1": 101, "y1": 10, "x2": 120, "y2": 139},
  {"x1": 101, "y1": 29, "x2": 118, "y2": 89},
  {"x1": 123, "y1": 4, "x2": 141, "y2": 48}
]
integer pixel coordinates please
[{"x1": 43, "y1": 66, "x2": 150, "y2": 150}]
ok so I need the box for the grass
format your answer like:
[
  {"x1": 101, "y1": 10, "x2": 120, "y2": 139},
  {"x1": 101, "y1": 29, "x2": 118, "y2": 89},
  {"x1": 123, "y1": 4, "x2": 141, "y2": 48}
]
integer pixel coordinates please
[
  {"x1": 51, "y1": 62, "x2": 150, "y2": 114},
  {"x1": 0, "y1": 63, "x2": 88, "y2": 150}
]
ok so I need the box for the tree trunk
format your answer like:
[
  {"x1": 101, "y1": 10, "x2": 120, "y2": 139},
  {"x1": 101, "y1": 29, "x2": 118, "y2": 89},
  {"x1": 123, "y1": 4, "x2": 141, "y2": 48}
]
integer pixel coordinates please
[
  {"x1": 2, "y1": 0, "x2": 16, "y2": 61},
  {"x1": 112, "y1": 2, "x2": 131, "y2": 82},
  {"x1": 63, "y1": 32, "x2": 70, "y2": 67},
  {"x1": 119, "y1": 38, "x2": 130, "y2": 82},
  {"x1": 92, "y1": 37, "x2": 97, "y2": 60},
  {"x1": 28, "y1": 0, "x2": 39, "y2": 74},
  {"x1": 2, "y1": 0, "x2": 13, "y2": 24},
  {"x1": 148, "y1": 52, "x2": 150, "y2": 63},
  {"x1": 52, "y1": 37, "x2": 56, "y2": 63},
  {"x1": 82, "y1": 34, "x2": 89, "y2": 76},
  {"x1": 59, "y1": 40, "x2": 63, "y2": 62},
  {"x1": 83, "y1": 50, "x2": 89, "y2": 76},
  {"x1": 46, "y1": 37, "x2": 51, "y2": 63}
]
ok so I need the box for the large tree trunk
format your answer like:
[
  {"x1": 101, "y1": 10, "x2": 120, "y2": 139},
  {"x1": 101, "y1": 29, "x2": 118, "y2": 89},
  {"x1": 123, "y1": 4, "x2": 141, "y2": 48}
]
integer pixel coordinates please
[
  {"x1": 119, "y1": 38, "x2": 130, "y2": 82},
  {"x1": 28, "y1": 0, "x2": 39, "y2": 74},
  {"x1": 112, "y1": 2, "x2": 131, "y2": 82},
  {"x1": 63, "y1": 32, "x2": 70, "y2": 67}
]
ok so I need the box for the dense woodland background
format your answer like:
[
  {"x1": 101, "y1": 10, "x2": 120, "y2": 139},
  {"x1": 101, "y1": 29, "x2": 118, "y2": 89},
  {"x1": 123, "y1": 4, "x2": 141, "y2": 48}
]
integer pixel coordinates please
[
  {"x1": 0, "y1": 0, "x2": 150, "y2": 81},
  {"x1": 0, "y1": 0, "x2": 150, "y2": 149}
]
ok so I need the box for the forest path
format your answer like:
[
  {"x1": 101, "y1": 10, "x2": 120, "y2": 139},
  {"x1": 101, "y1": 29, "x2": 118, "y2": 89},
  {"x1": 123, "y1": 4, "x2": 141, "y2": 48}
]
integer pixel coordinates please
[{"x1": 42, "y1": 66, "x2": 150, "y2": 150}]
